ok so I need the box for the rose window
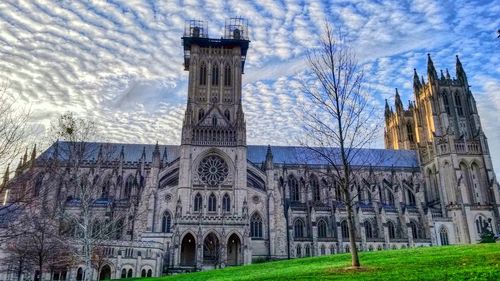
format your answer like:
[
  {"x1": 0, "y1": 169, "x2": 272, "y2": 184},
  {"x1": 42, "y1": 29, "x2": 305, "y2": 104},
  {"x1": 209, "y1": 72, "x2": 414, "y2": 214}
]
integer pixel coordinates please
[{"x1": 198, "y1": 155, "x2": 229, "y2": 186}]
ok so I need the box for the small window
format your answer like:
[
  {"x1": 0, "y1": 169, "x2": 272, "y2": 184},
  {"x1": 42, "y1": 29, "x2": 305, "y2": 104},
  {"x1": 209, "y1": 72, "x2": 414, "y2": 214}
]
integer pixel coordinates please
[
  {"x1": 194, "y1": 193, "x2": 202, "y2": 212},
  {"x1": 387, "y1": 221, "x2": 396, "y2": 239},
  {"x1": 224, "y1": 64, "x2": 231, "y2": 86},
  {"x1": 208, "y1": 193, "x2": 216, "y2": 212},
  {"x1": 200, "y1": 62, "x2": 207, "y2": 85},
  {"x1": 224, "y1": 109, "x2": 230, "y2": 121},
  {"x1": 250, "y1": 213, "x2": 263, "y2": 238},
  {"x1": 294, "y1": 219, "x2": 305, "y2": 238},
  {"x1": 161, "y1": 211, "x2": 171, "y2": 233},
  {"x1": 198, "y1": 109, "x2": 205, "y2": 121},
  {"x1": 455, "y1": 93, "x2": 463, "y2": 116},
  {"x1": 317, "y1": 219, "x2": 327, "y2": 238},
  {"x1": 440, "y1": 227, "x2": 449, "y2": 245},
  {"x1": 443, "y1": 94, "x2": 450, "y2": 114},
  {"x1": 127, "y1": 269, "x2": 133, "y2": 278},
  {"x1": 212, "y1": 65, "x2": 219, "y2": 86},
  {"x1": 341, "y1": 220, "x2": 349, "y2": 239},
  {"x1": 222, "y1": 194, "x2": 231, "y2": 212}
]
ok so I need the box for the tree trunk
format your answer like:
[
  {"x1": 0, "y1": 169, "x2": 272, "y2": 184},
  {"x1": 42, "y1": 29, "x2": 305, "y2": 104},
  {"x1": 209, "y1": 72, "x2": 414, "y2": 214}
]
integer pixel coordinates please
[{"x1": 345, "y1": 188, "x2": 360, "y2": 267}]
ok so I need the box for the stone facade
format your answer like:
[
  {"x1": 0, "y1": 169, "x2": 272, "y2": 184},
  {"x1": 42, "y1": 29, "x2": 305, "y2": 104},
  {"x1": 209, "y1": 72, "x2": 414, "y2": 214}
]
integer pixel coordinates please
[{"x1": 0, "y1": 24, "x2": 498, "y2": 281}]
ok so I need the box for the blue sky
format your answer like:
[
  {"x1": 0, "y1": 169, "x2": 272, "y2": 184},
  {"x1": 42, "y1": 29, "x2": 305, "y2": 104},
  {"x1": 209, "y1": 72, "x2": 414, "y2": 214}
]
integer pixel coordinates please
[{"x1": 0, "y1": 0, "x2": 499, "y2": 172}]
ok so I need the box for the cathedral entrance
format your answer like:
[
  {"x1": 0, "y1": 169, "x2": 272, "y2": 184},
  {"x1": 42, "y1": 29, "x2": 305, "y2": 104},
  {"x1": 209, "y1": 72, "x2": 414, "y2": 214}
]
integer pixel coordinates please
[
  {"x1": 227, "y1": 234, "x2": 242, "y2": 266},
  {"x1": 180, "y1": 233, "x2": 196, "y2": 266},
  {"x1": 203, "y1": 232, "x2": 220, "y2": 266},
  {"x1": 99, "y1": 265, "x2": 111, "y2": 280}
]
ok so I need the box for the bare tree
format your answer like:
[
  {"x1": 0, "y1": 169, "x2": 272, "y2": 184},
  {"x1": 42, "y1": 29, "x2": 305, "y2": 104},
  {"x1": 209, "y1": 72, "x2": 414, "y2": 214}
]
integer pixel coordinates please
[
  {"x1": 43, "y1": 112, "x2": 135, "y2": 281},
  {"x1": 299, "y1": 23, "x2": 381, "y2": 268},
  {"x1": 1, "y1": 205, "x2": 76, "y2": 281}
]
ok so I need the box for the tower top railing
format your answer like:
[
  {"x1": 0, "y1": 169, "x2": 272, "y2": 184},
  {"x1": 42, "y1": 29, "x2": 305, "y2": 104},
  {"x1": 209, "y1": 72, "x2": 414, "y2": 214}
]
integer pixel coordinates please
[
  {"x1": 183, "y1": 20, "x2": 208, "y2": 38},
  {"x1": 224, "y1": 17, "x2": 249, "y2": 40}
]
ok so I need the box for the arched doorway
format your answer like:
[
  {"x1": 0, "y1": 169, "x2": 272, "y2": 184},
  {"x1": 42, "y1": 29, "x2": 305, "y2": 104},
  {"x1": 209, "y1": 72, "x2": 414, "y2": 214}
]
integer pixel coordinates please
[
  {"x1": 227, "y1": 233, "x2": 241, "y2": 266},
  {"x1": 203, "y1": 232, "x2": 220, "y2": 266},
  {"x1": 180, "y1": 233, "x2": 196, "y2": 266},
  {"x1": 99, "y1": 265, "x2": 111, "y2": 280}
]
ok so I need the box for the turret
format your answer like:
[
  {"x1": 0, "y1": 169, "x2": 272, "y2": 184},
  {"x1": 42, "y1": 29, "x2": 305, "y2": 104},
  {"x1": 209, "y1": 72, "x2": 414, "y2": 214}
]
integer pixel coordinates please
[
  {"x1": 30, "y1": 144, "x2": 36, "y2": 167},
  {"x1": 395, "y1": 88, "x2": 403, "y2": 112},
  {"x1": 161, "y1": 146, "x2": 168, "y2": 168},
  {"x1": 427, "y1": 54, "x2": 438, "y2": 83},
  {"x1": 384, "y1": 99, "x2": 392, "y2": 120},
  {"x1": 265, "y1": 145, "x2": 273, "y2": 170},
  {"x1": 445, "y1": 68, "x2": 451, "y2": 80},
  {"x1": 413, "y1": 68, "x2": 421, "y2": 94},
  {"x1": 440, "y1": 70, "x2": 445, "y2": 80},
  {"x1": 152, "y1": 142, "x2": 161, "y2": 168},
  {"x1": 456, "y1": 55, "x2": 468, "y2": 86}
]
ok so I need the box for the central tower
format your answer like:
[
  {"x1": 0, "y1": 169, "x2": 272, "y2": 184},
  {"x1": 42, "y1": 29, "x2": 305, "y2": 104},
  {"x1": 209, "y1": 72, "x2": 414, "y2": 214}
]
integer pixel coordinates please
[
  {"x1": 174, "y1": 19, "x2": 252, "y2": 267},
  {"x1": 181, "y1": 19, "x2": 250, "y2": 146}
]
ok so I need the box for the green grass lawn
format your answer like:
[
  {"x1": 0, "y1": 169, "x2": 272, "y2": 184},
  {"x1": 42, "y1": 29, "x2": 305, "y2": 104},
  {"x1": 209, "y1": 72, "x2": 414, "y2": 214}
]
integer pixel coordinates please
[{"x1": 141, "y1": 244, "x2": 500, "y2": 281}]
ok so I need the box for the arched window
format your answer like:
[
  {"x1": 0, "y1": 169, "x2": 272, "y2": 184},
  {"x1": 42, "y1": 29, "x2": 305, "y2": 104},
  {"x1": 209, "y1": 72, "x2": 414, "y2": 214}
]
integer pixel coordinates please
[
  {"x1": 294, "y1": 219, "x2": 305, "y2": 238},
  {"x1": 250, "y1": 213, "x2": 263, "y2": 238},
  {"x1": 208, "y1": 193, "x2": 216, "y2": 212},
  {"x1": 199, "y1": 62, "x2": 207, "y2": 85},
  {"x1": 305, "y1": 244, "x2": 311, "y2": 257},
  {"x1": 125, "y1": 175, "x2": 135, "y2": 199},
  {"x1": 320, "y1": 244, "x2": 326, "y2": 255},
  {"x1": 147, "y1": 269, "x2": 152, "y2": 277},
  {"x1": 120, "y1": 269, "x2": 126, "y2": 279},
  {"x1": 101, "y1": 179, "x2": 111, "y2": 198},
  {"x1": 212, "y1": 64, "x2": 219, "y2": 86},
  {"x1": 440, "y1": 227, "x2": 449, "y2": 245},
  {"x1": 364, "y1": 220, "x2": 373, "y2": 239},
  {"x1": 443, "y1": 93, "x2": 450, "y2": 114},
  {"x1": 317, "y1": 219, "x2": 327, "y2": 238},
  {"x1": 194, "y1": 193, "x2": 202, "y2": 212},
  {"x1": 198, "y1": 109, "x2": 205, "y2": 121},
  {"x1": 296, "y1": 244, "x2": 302, "y2": 257},
  {"x1": 34, "y1": 173, "x2": 44, "y2": 197},
  {"x1": 161, "y1": 211, "x2": 171, "y2": 233},
  {"x1": 114, "y1": 219, "x2": 123, "y2": 240},
  {"x1": 329, "y1": 245, "x2": 335, "y2": 255},
  {"x1": 341, "y1": 220, "x2": 349, "y2": 239},
  {"x1": 289, "y1": 176, "x2": 300, "y2": 202},
  {"x1": 222, "y1": 193, "x2": 231, "y2": 212},
  {"x1": 224, "y1": 63, "x2": 231, "y2": 86},
  {"x1": 141, "y1": 269, "x2": 146, "y2": 277},
  {"x1": 310, "y1": 175, "x2": 320, "y2": 201},
  {"x1": 410, "y1": 221, "x2": 422, "y2": 239},
  {"x1": 455, "y1": 93, "x2": 463, "y2": 116},
  {"x1": 407, "y1": 190, "x2": 416, "y2": 206},
  {"x1": 406, "y1": 123, "x2": 414, "y2": 142},
  {"x1": 387, "y1": 190, "x2": 395, "y2": 206},
  {"x1": 224, "y1": 109, "x2": 230, "y2": 121},
  {"x1": 127, "y1": 269, "x2": 133, "y2": 278},
  {"x1": 387, "y1": 221, "x2": 396, "y2": 239},
  {"x1": 212, "y1": 115, "x2": 217, "y2": 127},
  {"x1": 335, "y1": 184, "x2": 342, "y2": 202},
  {"x1": 77, "y1": 268, "x2": 83, "y2": 281}
]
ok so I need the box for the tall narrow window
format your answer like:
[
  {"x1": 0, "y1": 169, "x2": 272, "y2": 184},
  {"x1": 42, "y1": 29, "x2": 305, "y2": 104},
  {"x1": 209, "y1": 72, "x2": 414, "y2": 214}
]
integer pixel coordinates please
[
  {"x1": 212, "y1": 65, "x2": 219, "y2": 86},
  {"x1": 161, "y1": 211, "x2": 171, "y2": 233},
  {"x1": 310, "y1": 175, "x2": 320, "y2": 201},
  {"x1": 341, "y1": 220, "x2": 349, "y2": 239},
  {"x1": 224, "y1": 64, "x2": 231, "y2": 86},
  {"x1": 364, "y1": 220, "x2": 373, "y2": 239},
  {"x1": 194, "y1": 193, "x2": 202, "y2": 212},
  {"x1": 440, "y1": 227, "x2": 449, "y2": 245},
  {"x1": 406, "y1": 123, "x2": 414, "y2": 142},
  {"x1": 410, "y1": 221, "x2": 420, "y2": 239},
  {"x1": 250, "y1": 213, "x2": 263, "y2": 238},
  {"x1": 455, "y1": 93, "x2": 463, "y2": 116},
  {"x1": 200, "y1": 62, "x2": 207, "y2": 85},
  {"x1": 222, "y1": 193, "x2": 230, "y2": 212},
  {"x1": 443, "y1": 94, "x2": 450, "y2": 114},
  {"x1": 224, "y1": 109, "x2": 230, "y2": 121},
  {"x1": 296, "y1": 245, "x2": 302, "y2": 257},
  {"x1": 408, "y1": 190, "x2": 416, "y2": 206},
  {"x1": 198, "y1": 109, "x2": 205, "y2": 121},
  {"x1": 294, "y1": 219, "x2": 304, "y2": 238},
  {"x1": 317, "y1": 219, "x2": 327, "y2": 238},
  {"x1": 289, "y1": 176, "x2": 300, "y2": 202},
  {"x1": 208, "y1": 193, "x2": 216, "y2": 212},
  {"x1": 387, "y1": 221, "x2": 396, "y2": 239}
]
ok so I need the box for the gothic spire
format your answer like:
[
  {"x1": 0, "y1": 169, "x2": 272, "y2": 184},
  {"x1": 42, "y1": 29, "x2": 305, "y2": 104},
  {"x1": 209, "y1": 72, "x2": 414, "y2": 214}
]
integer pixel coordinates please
[
  {"x1": 2, "y1": 164, "x2": 9, "y2": 186},
  {"x1": 395, "y1": 88, "x2": 403, "y2": 111},
  {"x1": 427, "y1": 53, "x2": 438, "y2": 82},
  {"x1": 384, "y1": 99, "x2": 392, "y2": 119},
  {"x1": 456, "y1": 55, "x2": 468, "y2": 86},
  {"x1": 265, "y1": 145, "x2": 273, "y2": 170},
  {"x1": 413, "y1": 68, "x2": 421, "y2": 93},
  {"x1": 445, "y1": 68, "x2": 451, "y2": 80},
  {"x1": 30, "y1": 144, "x2": 36, "y2": 163},
  {"x1": 22, "y1": 148, "x2": 28, "y2": 166},
  {"x1": 440, "y1": 69, "x2": 445, "y2": 80}
]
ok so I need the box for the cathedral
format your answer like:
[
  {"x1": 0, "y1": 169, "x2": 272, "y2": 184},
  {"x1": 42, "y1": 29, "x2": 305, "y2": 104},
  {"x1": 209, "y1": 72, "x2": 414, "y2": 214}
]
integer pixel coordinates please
[{"x1": 0, "y1": 19, "x2": 498, "y2": 281}]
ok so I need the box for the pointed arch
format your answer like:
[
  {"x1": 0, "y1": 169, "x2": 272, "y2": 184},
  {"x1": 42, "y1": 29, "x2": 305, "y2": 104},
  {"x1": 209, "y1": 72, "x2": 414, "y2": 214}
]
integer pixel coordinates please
[
  {"x1": 124, "y1": 175, "x2": 135, "y2": 199},
  {"x1": 212, "y1": 63, "x2": 219, "y2": 86},
  {"x1": 317, "y1": 219, "x2": 327, "y2": 238},
  {"x1": 289, "y1": 175, "x2": 300, "y2": 202},
  {"x1": 224, "y1": 109, "x2": 230, "y2": 121},
  {"x1": 439, "y1": 226, "x2": 449, "y2": 245},
  {"x1": 208, "y1": 193, "x2": 216, "y2": 212},
  {"x1": 310, "y1": 174, "x2": 320, "y2": 201},
  {"x1": 161, "y1": 210, "x2": 172, "y2": 233},
  {"x1": 454, "y1": 92, "x2": 463, "y2": 116},
  {"x1": 364, "y1": 220, "x2": 373, "y2": 239},
  {"x1": 294, "y1": 218, "x2": 305, "y2": 238},
  {"x1": 222, "y1": 193, "x2": 231, "y2": 212},
  {"x1": 341, "y1": 220, "x2": 349, "y2": 239},
  {"x1": 250, "y1": 212, "x2": 263, "y2": 238},
  {"x1": 198, "y1": 108, "x2": 205, "y2": 121},
  {"x1": 387, "y1": 220, "x2": 396, "y2": 239},
  {"x1": 224, "y1": 63, "x2": 231, "y2": 86},
  {"x1": 194, "y1": 193, "x2": 202, "y2": 212},
  {"x1": 199, "y1": 61, "x2": 207, "y2": 85}
]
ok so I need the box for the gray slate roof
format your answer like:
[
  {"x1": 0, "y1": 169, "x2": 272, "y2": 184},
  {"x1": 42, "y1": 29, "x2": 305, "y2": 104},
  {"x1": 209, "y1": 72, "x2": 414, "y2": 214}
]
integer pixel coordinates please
[{"x1": 39, "y1": 142, "x2": 419, "y2": 169}]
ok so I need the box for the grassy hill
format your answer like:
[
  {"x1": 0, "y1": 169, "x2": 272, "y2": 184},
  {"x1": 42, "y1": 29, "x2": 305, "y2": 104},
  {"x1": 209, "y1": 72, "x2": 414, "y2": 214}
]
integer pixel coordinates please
[{"x1": 142, "y1": 244, "x2": 500, "y2": 281}]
